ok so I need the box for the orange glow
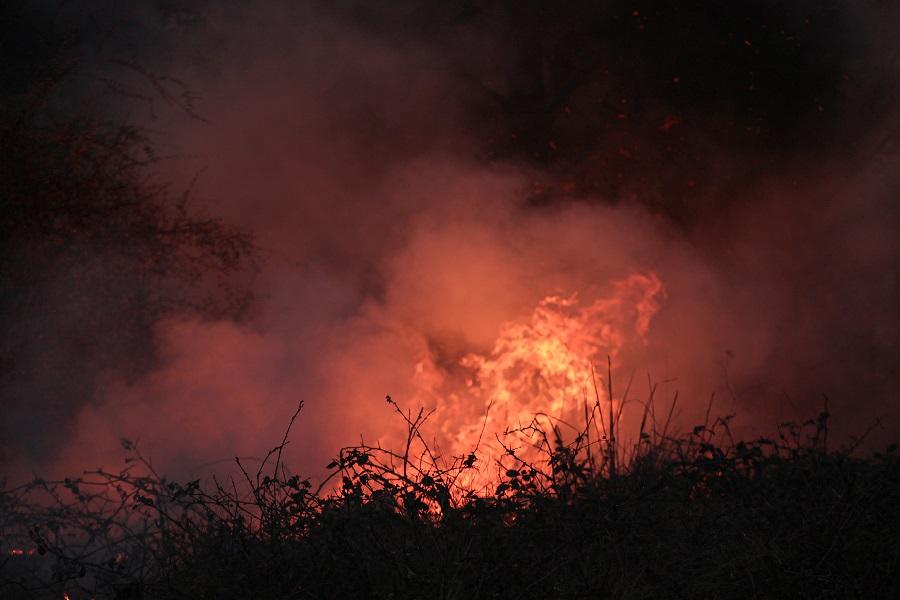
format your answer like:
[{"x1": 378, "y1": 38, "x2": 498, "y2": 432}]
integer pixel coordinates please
[
  {"x1": 429, "y1": 272, "x2": 665, "y2": 459},
  {"x1": 660, "y1": 115, "x2": 681, "y2": 131}
]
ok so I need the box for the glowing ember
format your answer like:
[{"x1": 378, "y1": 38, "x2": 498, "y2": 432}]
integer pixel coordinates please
[{"x1": 428, "y1": 272, "x2": 664, "y2": 458}]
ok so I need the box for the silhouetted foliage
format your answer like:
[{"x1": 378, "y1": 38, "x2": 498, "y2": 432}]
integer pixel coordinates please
[
  {"x1": 2, "y1": 399, "x2": 897, "y2": 599},
  {"x1": 0, "y1": 1, "x2": 254, "y2": 465}
]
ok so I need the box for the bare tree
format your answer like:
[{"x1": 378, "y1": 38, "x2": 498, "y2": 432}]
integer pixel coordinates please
[{"x1": 0, "y1": 1, "x2": 255, "y2": 467}]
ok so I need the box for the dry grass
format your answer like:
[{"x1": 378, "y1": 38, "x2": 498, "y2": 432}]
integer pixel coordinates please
[{"x1": 2, "y1": 394, "x2": 898, "y2": 599}]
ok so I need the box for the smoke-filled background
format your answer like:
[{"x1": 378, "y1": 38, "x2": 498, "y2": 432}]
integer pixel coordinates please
[{"x1": 2, "y1": 0, "x2": 898, "y2": 483}]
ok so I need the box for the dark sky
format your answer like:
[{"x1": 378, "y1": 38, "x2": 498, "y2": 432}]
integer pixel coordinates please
[
  {"x1": 2, "y1": 0, "x2": 899, "y2": 479},
  {"x1": 327, "y1": 1, "x2": 896, "y2": 217}
]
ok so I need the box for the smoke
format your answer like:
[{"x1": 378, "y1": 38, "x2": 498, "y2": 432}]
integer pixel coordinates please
[{"x1": 4, "y1": 1, "x2": 899, "y2": 482}]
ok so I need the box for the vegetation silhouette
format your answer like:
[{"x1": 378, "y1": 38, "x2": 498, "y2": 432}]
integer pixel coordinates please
[
  {"x1": 2, "y1": 383, "x2": 897, "y2": 599},
  {"x1": 1, "y1": 2, "x2": 255, "y2": 465}
]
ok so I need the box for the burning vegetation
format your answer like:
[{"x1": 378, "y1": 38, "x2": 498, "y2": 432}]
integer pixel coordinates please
[
  {"x1": 2, "y1": 0, "x2": 900, "y2": 598},
  {"x1": 3, "y1": 263, "x2": 896, "y2": 597},
  {"x1": 2, "y1": 398, "x2": 898, "y2": 599},
  {"x1": 417, "y1": 272, "x2": 665, "y2": 466}
]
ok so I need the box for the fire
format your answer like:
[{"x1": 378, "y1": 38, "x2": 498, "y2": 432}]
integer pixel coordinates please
[{"x1": 427, "y1": 272, "x2": 665, "y2": 460}]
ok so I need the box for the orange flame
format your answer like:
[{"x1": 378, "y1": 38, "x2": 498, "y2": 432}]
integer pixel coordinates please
[{"x1": 425, "y1": 272, "x2": 665, "y2": 460}]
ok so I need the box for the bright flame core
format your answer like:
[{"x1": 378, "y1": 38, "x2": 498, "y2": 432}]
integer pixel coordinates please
[{"x1": 423, "y1": 272, "x2": 665, "y2": 458}]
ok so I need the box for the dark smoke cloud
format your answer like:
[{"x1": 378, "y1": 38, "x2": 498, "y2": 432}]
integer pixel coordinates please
[{"x1": 2, "y1": 0, "x2": 898, "y2": 481}]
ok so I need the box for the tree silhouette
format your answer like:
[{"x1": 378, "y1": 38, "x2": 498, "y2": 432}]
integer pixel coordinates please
[{"x1": 0, "y1": 1, "x2": 254, "y2": 466}]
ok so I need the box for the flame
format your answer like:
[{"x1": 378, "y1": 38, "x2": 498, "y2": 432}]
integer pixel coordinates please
[{"x1": 424, "y1": 272, "x2": 665, "y2": 460}]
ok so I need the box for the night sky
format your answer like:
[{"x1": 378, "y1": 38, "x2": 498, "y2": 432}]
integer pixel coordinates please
[{"x1": 2, "y1": 1, "x2": 898, "y2": 480}]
